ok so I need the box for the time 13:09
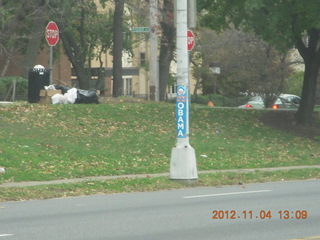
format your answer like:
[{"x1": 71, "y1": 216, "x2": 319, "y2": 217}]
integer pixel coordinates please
[{"x1": 278, "y1": 210, "x2": 308, "y2": 219}]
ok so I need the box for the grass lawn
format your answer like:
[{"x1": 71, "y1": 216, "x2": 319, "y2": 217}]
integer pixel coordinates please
[
  {"x1": 0, "y1": 101, "x2": 320, "y2": 201},
  {"x1": 1, "y1": 101, "x2": 319, "y2": 181}
]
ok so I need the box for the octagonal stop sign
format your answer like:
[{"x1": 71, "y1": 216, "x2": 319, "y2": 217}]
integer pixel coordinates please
[
  {"x1": 187, "y1": 30, "x2": 195, "y2": 51},
  {"x1": 45, "y1": 21, "x2": 59, "y2": 46}
]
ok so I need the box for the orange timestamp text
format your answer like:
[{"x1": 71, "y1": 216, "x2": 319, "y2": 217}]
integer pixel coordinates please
[{"x1": 212, "y1": 210, "x2": 308, "y2": 220}]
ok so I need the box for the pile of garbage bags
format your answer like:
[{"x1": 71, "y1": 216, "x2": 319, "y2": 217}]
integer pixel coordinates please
[{"x1": 46, "y1": 85, "x2": 99, "y2": 104}]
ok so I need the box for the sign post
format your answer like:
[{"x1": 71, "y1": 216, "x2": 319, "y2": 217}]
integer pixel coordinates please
[
  {"x1": 149, "y1": 0, "x2": 159, "y2": 101},
  {"x1": 45, "y1": 21, "x2": 59, "y2": 84},
  {"x1": 170, "y1": 0, "x2": 198, "y2": 180}
]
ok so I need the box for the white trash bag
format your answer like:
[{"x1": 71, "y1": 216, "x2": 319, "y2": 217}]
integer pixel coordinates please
[
  {"x1": 64, "y1": 88, "x2": 78, "y2": 104},
  {"x1": 51, "y1": 94, "x2": 68, "y2": 104}
]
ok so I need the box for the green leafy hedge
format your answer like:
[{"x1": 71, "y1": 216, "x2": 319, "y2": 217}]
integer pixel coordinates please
[
  {"x1": 191, "y1": 94, "x2": 250, "y2": 107},
  {"x1": 0, "y1": 76, "x2": 28, "y2": 100}
]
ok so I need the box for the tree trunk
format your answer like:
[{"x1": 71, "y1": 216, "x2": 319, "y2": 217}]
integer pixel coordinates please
[
  {"x1": 159, "y1": 0, "x2": 175, "y2": 101},
  {"x1": 72, "y1": 63, "x2": 91, "y2": 90},
  {"x1": 112, "y1": 0, "x2": 124, "y2": 97},
  {"x1": 159, "y1": 38, "x2": 175, "y2": 101},
  {"x1": 1, "y1": 47, "x2": 15, "y2": 77},
  {"x1": 95, "y1": 52, "x2": 106, "y2": 92},
  {"x1": 295, "y1": 59, "x2": 320, "y2": 125},
  {"x1": 60, "y1": 31, "x2": 90, "y2": 89},
  {"x1": 295, "y1": 29, "x2": 320, "y2": 125}
]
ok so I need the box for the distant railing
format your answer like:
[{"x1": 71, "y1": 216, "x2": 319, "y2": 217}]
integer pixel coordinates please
[
  {"x1": 191, "y1": 95, "x2": 251, "y2": 107},
  {"x1": 0, "y1": 94, "x2": 27, "y2": 102}
]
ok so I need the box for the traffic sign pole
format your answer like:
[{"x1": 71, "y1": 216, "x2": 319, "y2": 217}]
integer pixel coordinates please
[
  {"x1": 49, "y1": 46, "x2": 53, "y2": 84},
  {"x1": 149, "y1": 0, "x2": 159, "y2": 101},
  {"x1": 170, "y1": 0, "x2": 198, "y2": 180},
  {"x1": 45, "y1": 21, "x2": 59, "y2": 84}
]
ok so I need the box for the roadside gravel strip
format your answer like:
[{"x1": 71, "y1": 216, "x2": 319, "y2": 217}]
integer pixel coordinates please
[{"x1": 1, "y1": 165, "x2": 320, "y2": 188}]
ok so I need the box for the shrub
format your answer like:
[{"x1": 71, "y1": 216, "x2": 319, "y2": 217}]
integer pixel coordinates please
[{"x1": 0, "y1": 76, "x2": 28, "y2": 100}]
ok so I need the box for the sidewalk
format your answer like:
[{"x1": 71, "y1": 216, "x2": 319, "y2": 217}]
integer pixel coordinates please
[{"x1": 1, "y1": 165, "x2": 320, "y2": 188}]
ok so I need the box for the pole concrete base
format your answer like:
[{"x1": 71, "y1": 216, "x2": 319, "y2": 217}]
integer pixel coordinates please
[{"x1": 170, "y1": 145, "x2": 198, "y2": 180}]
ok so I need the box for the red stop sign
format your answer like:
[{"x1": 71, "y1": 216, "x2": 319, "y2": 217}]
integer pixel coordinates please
[
  {"x1": 187, "y1": 30, "x2": 195, "y2": 51},
  {"x1": 45, "y1": 21, "x2": 59, "y2": 46}
]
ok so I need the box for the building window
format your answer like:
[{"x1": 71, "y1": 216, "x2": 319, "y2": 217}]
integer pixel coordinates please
[
  {"x1": 166, "y1": 82, "x2": 177, "y2": 100},
  {"x1": 169, "y1": 83, "x2": 177, "y2": 94},
  {"x1": 124, "y1": 77, "x2": 132, "y2": 95},
  {"x1": 140, "y1": 52, "x2": 146, "y2": 67}
]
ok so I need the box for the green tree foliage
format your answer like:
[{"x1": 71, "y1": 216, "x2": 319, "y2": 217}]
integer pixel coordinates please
[
  {"x1": 0, "y1": 0, "x2": 47, "y2": 77},
  {"x1": 193, "y1": 28, "x2": 293, "y2": 107},
  {"x1": 51, "y1": 0, "x2": 132, "y2": 91},
  {"x1": 126, "y1": 0, "x2": 176, "y2": 101},
  {"x1": 284, "y1": 71, "x2": 304, "y2": 96},
  {"x1": 0, "y1": 0, "x2": 139, "y2": 95},
  {"x1": 199, "y1": 0, "x2": 320, "y2": 125},
  {"x1": 50, "y1": 0, "x2": 116, "y2": 90},
  {"x1": 0, "y1": 77, "x2": 28, "y2": 100},
  {"x1": 0, "y1": 0, "x2": 125, "y2": 90}
]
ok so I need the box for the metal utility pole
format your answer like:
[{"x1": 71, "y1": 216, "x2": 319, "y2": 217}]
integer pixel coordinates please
[
  {"x1": 149, "y1": 0, "x2": 159, "y2": 101},
  {"x1": 170, "y1": 0, "x2": 198, "y2": 180}
]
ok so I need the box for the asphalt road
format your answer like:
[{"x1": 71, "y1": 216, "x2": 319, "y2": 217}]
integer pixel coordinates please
[{"x1": 0, "y1": 179, "x2": 319, "y2": 240}]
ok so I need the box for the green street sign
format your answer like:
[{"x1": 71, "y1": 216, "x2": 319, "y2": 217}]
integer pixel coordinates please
[{"x1": 131, "y1": 27, "x2": 150, "y2": 33}]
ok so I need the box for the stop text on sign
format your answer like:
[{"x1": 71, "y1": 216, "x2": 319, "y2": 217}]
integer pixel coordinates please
[{"x1": 46, "y1": 29, "x2": 59, "y2": 39}]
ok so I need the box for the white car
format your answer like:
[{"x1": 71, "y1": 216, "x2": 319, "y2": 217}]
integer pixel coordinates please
[{"x1": 239, "y1": 94, "x2": 301, "y2": 109}]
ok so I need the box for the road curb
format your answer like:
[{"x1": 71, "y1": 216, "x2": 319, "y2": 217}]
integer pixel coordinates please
[{"x1": 1, "y1": 165, "x2": 320, "y2": 188}]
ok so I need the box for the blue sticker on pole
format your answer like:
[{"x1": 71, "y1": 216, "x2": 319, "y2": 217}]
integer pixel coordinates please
[{"x1": 176, "y1": 86, "x2": 187, "y2": 138}]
